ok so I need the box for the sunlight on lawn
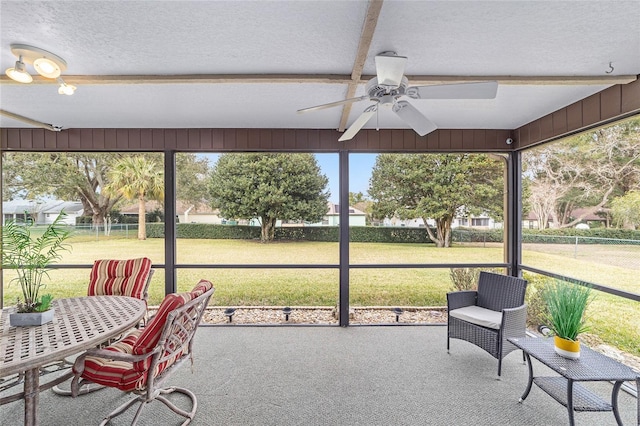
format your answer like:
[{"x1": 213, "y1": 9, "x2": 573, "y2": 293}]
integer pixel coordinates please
[{"x1": 2, "y1": 237, "x2": 638, "y2": 356}]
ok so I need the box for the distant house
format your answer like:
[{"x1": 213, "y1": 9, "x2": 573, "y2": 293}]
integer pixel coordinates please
[
  {"x1": 522, "y1": 208, "x2": 609, "y2": 229},
  {"x1": 381, "y1": 210, "x2": 499, "y2": 229},
  {"x1": 452, "y1": 214, "x2": 500, "y2": 229},
  {"x1": 306, "y1": 203, "x2": 366, "y2": 227},
  {"x1": 2, "y1": 200, "x2": 83, "y2": 225},
  {"x1": 119, "y1": 201, "x2": 365, "y2": 227},
  {"x1": 119, "y1": 200, "x2": 225, "y2": 224}
]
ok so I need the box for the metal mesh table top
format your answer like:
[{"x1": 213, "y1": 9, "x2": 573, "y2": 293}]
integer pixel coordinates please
[
  {"x1": 508, "y1": 337, "x2": 640, "y2": 382},
  {"x1": 0, "y1": 296, "x2": 145, "y2": 377}
]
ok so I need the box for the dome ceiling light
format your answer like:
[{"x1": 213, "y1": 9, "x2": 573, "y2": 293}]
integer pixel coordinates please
[{"x1": 5, "y1": 44, "x2": 75, "y2": 95}]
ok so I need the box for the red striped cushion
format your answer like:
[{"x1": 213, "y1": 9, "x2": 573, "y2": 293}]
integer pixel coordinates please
[
  {"x1": 74, "y1": 329, "x2": 146, "y2": 392},
  {"x1": 132, "y1": 293, "x2": 191, "y2": 370},
  {"x1": 87, "y1": 258, "x2": 152, "y2": 300},
  {"x1": 191, "y1": 279, "x2": 213, "y2": 297},
  {"x1": 77, "y1": 280, "x2": 212, "y2": 392}
]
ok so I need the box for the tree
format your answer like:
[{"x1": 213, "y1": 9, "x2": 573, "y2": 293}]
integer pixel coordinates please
[
  {"x1": 348, "y1": 192, "x2": 375, "y2": 226},
  {"x1": 523, "y1": 118, "x2": 640, "y2": 228},
  {"x1": 208, "y1": 153, "x2": 329, "y2": 242},
  {"x1": 104, "y1": 156, "x2": 164, "y2": 240},
  {"x1": 369, "y1": 154, "x2": 504, "y2": 247},
  {"x1": 611, "y1": 191, "x2": 640, "y2": 229},
  {"x1": 2, "y1": 153, "x2": 124, "y2": 226},
  {"x1": 2, "y1": 152, "x2": 210, "y2": 226}
]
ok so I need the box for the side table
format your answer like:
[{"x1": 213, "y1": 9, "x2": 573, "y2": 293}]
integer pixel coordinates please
[{"x1": 508, "y1": 337, "x2": 639, "y2": 426}]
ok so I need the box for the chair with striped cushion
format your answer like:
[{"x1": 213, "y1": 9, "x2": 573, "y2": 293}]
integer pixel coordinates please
[
  {"x1": 88, "y1": 257, "x2": 153, "y2": 302},
  {"x1": 50, "y1": 258, "x2": 154, "y2": 397},
  {"x1": 71, "y1": 280, "x2": 214, "y2": 426}
]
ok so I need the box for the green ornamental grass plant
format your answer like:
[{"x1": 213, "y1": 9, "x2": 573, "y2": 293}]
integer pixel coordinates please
[
  {"x1": 2, "y1": 212, "x2": 71, "y2": 313},
  {"x1": 544, "y1": 281, "x2": 593, "y2": 342}
]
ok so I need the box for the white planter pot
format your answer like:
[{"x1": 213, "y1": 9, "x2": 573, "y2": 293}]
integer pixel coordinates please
[{"x1": 9, "y1": 308, "x2": 55, "y2": 326}]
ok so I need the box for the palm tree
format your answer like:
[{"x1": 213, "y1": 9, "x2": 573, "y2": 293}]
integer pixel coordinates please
[{"x1": 105, "y1": 156, "x2": 164, "y2": 240}]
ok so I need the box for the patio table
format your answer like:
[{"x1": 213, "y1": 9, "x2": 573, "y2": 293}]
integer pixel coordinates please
[
  {"x1": 0, "y1": 295, "x2": 146, "y2": 426},
  {"x1": 508, "y1": 336, "x2": 640, "y2": 426}
]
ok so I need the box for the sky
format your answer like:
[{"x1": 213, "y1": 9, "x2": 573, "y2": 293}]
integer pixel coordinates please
[{"x1": 201, "y1": 153, "x2": 377, "y2": 204}]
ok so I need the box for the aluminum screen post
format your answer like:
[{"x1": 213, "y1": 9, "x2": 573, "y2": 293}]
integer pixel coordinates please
[
  {"x1": 339, "y1": 150, "x2": 350, "y2": 326},
  {"x1": 507, "y1": 150, "x2": 523, "y2": 278},
  {"x1": 164, "y1": 150, "x2": 177, "y2": 295}
]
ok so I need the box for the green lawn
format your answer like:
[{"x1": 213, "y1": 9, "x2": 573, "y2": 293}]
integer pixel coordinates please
[{"x1": 2, "y1": 237, "x2": 638, "y2": 356}]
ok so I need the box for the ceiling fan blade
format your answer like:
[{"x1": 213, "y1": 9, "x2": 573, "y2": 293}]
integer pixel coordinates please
[
  {"x1": 392, "y1": 101, "x2": 437, "y2": 136},
  {"x1": 297, "y1": 95, "x2": 370, "y2": 114},
  {"x1": 338, "y1": 105, "x2": 377, "y2": 142},
  {"x1": 375, "y1": 53, "x2": 407, "y2": 88},
  {"x1": 410, "y1": 81, "x2": 498, "y2": 99}
]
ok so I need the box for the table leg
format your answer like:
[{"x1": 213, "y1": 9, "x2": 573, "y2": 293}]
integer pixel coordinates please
[
  {"x1": 23, "y1": 368, "x2": 39, "y2": 426},
  {"x1": 567, "y1": 379, "x2": 575, "y2": 426},
  {"x1": 611, "y1": 381, "x2": 625, "y2": 426},
  {"x1": 518, "y1": 352, "x2": 534, "y2": 403}
]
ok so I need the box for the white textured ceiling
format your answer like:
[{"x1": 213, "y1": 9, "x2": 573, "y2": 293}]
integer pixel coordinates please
[{"x1": 0, "y1": 1, "x2": 639, "y2": 134}]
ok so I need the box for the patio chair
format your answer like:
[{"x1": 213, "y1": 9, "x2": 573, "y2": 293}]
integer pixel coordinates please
[
  {"x1": 51, "y1": 257, "x2": 154, "y2": 396},
  {"x1": 71, "y1": 279, "x2": 214, "y2": 426},
  {"x1": 447, "y1": 271, "x2": 528, "y2": 376}
]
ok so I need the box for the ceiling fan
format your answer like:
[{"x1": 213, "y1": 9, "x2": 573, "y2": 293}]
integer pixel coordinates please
[{"x1": 297, "y1": 52, "x2": 498, "y2": 142}]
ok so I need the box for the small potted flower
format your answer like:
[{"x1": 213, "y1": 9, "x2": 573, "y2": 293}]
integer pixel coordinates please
[
  {"x1": 2, "y1": 212, "x2": 71, "y2": 326},
  {"x1": 543, "y1": 281, "x2": 593, "y2": 359}
]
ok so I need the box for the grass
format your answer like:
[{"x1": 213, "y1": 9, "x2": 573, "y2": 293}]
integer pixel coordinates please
[{"x1": 2, "y1": 237, "x2": 638, "y2": 356}]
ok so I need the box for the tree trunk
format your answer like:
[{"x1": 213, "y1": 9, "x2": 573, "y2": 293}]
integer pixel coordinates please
[
  {"x1": 434, "y1": 218, "x2": 452, "y2": 248},
  {"x1": 261, "y1": 216, "x2": 277, "y2": 243},
  {"x1": 138, "y1": 195, "x2": 146, "y2": 240}
]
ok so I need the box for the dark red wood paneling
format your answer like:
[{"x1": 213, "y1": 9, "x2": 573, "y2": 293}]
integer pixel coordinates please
[
  {"x1": 552, "y1": 109, "x2": 568, "y2": 134},
  {"x1": 582, "y1": 93, "x2": 601, "y2": 126},
  {"x1": 600, "y1": 86, "x2": 622, "y2": 120}
]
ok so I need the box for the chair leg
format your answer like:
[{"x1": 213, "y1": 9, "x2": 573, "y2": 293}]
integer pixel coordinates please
[
  {"x1": 53, "y1": 380, "x2": 105, "y2": 396},
  {"x1": 98, "y1": 387, "x2": 197, "y2": 426},
  {"x1": 155, "y1": 386, "x2": 198, "y2": 425},
  {"x1": 99, "y1": 394, "x2": 144, "y2": 426}
]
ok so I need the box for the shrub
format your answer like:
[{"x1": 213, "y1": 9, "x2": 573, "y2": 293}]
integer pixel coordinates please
[
  {"x1": 523, "y1": 272, "x2": 553, "y2": 329},
  {"x1": 449, "y1": 268, "x2": 480, "y2": 291}
]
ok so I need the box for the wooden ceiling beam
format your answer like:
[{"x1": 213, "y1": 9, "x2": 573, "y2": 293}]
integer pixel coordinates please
[
  {"x1": 2, "y1": 74, "x2": 634, "y2": 86},
  {"x1": 338, "y1": 0, "x2": 384, "y2": 132}
]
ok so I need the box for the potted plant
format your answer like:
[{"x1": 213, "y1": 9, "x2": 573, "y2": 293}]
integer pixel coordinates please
[
  {"x1": 2, "y1": 212, "x2": 71, "y2": 326},
  {"x1": 543, "y1": 280, "x2": 593, "y2": 359}
]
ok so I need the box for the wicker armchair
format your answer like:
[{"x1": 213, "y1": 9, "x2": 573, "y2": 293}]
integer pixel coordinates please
[
  {"x1": 71, "y1": 280, "x2": 214, "y2": 426},
  {"x1": 447, "y1": 271, "x2": 528, "y2": 376}
]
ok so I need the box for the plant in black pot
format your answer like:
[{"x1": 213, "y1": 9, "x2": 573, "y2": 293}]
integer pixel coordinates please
[
  {"x1": 2, "y1": 212, "x2": 71, "y2": 326},
  {"x1": 543, "y1": 280, "x2": 593, "y2": 359}
]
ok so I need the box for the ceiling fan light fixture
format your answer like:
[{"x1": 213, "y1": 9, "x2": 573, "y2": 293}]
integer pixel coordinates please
[
  {"x1": 34, "y1": 57, "x2": 62, "y2": 78},
  {"x1": 5, "y1": 56, "x2": 33, "y2": 83}
]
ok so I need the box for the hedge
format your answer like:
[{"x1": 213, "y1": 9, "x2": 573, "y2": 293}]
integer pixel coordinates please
[
  {"x1": 145, "y1": 223, "x2": 640, "y2": 244},
  {"x1": 147, "y1": 223, "x2": 433, "y2": 243}
]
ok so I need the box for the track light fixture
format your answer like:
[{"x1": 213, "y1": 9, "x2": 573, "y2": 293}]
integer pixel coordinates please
[
  {"x1": 5, "y1": 44, "x2": 75, "y2": 94},
  {"x1": 5, "y1": 55, "x2": 33, "y2": 83},
  {"x1": 57, "y1": 77, "x2": 76, "y2": 95}
]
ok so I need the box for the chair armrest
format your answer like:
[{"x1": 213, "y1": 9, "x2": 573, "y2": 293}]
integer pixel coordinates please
[
  {"x1": 72, "y1": 346, "x2": 159, "y2": 376},
  {"x1": 447, "y1": 291, "x2": 478, "y2": 311},
  {"x1": 500, "y1": 304, "x2": 528, "y2": 337}
]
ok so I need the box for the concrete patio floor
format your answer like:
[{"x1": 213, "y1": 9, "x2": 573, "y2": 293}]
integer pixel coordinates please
[{"x1": 1, "y1": 325, "x2": 637, "y2": 425}]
